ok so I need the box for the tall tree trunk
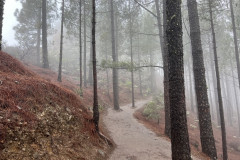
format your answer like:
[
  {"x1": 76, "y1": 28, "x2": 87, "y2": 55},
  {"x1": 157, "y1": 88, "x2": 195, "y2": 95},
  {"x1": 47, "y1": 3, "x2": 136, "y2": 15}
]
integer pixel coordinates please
[
  {"x1": 206, "y1": 64, "x2": 215, "y2": 120},
  {"x1": 208, "y1": 0, "x2": 228, "y2": 159},
  {"x1": 129, "y1": 0, "x2": 135, "y2": 108},
  {"x1": 42, "y1": 0, "x2": 49, "y2": 68},
  {"x1": 230, "y1": 0, "x2": 240, "y2": 91},
  {"x1": 150, "y1": 52, "x2": 155, "y2": 93},
  {"x1": 187, "y1": 0, "x2": 217, "y2": 158},
  {"x1": 155, "y1": 0, "x2": 167, "y2": 113},
  {"x1": 88, "y1": 39, "x2": 93, "y2": 86},
  {"x1": 105, "y1": 46, "x2": 111, "y2": 101},
  {"x1": 221, "y1": 75, "x2": 228, "y2": 126},
  {"x1": 162, "y1": 0, "x2": 171, "y2": 138},
  {"x1": 57, "y1": 0, "x2": 65, "y2": 82},
  {"x1": 208, "y1": 35, "x2": 220, "y2": 125},
  {"x1": 166, "y1": 0, "x2": 191, "y2": 159},
  {"x1": 231, "y1": 60, "x2": 240, "y2": 137},
  {"x1": 188, "y1": 58, "x2": 194, "y2": 113},
  {"x1": 83, "y1": 0, "x2": 87, "y2": 87},
  {"x1": 0, "y1": 0, "x2": 4, "y2": 50},
  {"x1": 79, "y1": 0, "x2": 83, "y2": 92},
  {"x1": 137, "y1": 34, "x2": 143, "y2": 96},
  {"x1": 184, "y1": 68, "x2": 189, "y2": 109},
  {"x1": 115, "y1": 12, "x2": 119, "y2": 61},
  {"x1": 88, "y1": 10, "x2": 93, "y2": 87},
  {"x1": 224, "y1": 72, "x2": 233, "y2": 126},
  {"x1": 110, "y1": 0, "x2": 119, "y2": 110},
  {"x1": 36, "y1": 6, "x2": 41, "y2": 66},
  {"x1": 92, "y1": 0, "x2": 99, "y2": 132}
]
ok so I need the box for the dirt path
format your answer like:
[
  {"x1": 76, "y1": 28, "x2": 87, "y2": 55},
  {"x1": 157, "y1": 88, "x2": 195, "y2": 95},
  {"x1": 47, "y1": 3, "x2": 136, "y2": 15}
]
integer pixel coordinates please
[{"x1": 104, "y1": 99, "x2": 201, "y2": 160}]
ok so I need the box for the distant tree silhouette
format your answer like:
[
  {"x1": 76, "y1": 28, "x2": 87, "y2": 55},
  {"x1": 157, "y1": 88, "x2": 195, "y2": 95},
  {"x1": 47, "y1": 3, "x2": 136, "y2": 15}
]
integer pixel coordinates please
[
  {"x1": 58, "y1": 0, "x2": 65, "y2": 82},
  {"x1": 92, "y1": 0, "x2": 99, "y2": 132},
  {"x1": 208, "y1": 0, "x2": 228, "y2": 159},
  {"x1": 229, "y1": 0, "x2": 240, "y2": 98},
  {"x1": 110, "y1": 0, "x2": 120, "y2": 110},
  {"x1": 0, "y1": 0, "x2": 5, "y2": 50},
  {"x1": 42, "y1": 0, "x2": 49, "y2": 68}
]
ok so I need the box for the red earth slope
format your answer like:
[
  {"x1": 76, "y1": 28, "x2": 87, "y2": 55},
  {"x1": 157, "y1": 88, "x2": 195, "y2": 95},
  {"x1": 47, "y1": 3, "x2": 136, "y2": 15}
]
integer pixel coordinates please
[{"x1": 0, "y1": 52, "x2": 111, "y2": 160}]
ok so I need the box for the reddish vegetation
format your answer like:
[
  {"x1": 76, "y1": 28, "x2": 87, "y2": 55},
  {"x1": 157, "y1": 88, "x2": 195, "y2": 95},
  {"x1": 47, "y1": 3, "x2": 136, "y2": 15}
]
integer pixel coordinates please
[
  {"x1": 134, "y1": 105, "x2": 240, "y2": 160},
  {"x1": 0, "y1": 51, "x2": 88, "y2": 129},
  {"x1": 0, "y1": 52, "x2": 111, "y2": 159},
  {"x1": 28, "y1": 64, "x2": 112, "y2": 109}
]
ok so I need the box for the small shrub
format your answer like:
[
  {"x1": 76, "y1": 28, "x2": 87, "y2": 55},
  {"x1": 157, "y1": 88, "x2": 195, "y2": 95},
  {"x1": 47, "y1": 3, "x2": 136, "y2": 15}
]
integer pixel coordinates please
[
  {"x1": 152, "y1": 94, "x2": 164, "y2": 106},
  {"x1": 143, "y1": 101, "x2": 161, "y2": 121},
  {"x1": 142, "y1": 93, "x2": 164, "y2": 121}
]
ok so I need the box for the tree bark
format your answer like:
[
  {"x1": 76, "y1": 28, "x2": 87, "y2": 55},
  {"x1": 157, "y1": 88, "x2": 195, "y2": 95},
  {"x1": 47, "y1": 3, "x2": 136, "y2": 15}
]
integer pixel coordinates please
[
  {"x1": 162, "y1": 0, "x2": 171, "y2": 138},
  {"x1": 92, "y1": 0, "x2": 99, "y2": 132},
  {"x1": 42, "y1": 0, "x2": 49, "y2": 68},
  {"x1": 187, "y1": 0, "x2": 217, "y2": 158},
  {"x1": 208, "y1": 0, "x2": 228, "y2": 159},
  {"x1": 166, "y1": 0, "x2": 191, "y2": 159},
  {"x1": 58, "y1": 0, "x2": 65, "y2": 82},
  {"x1": 110, "y1": 0, "x2": 120, "y2": 110}
]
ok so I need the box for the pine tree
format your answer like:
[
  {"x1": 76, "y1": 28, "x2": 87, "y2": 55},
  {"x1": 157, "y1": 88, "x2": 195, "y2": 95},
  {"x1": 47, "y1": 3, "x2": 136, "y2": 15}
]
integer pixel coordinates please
[
  {"x1": 0, "y1": 0, "x2": 5, "y2": 50},
  {"x1": 92, "y1": 0, "x2": 99, "y2": 132},
  {"x1": 79, "y1": 0, "x2": 83, "y2": 91},
  {"x1": 129, "y1": 0, "x2": 135, "y2": 108},
  {"x1": 166, "y1": 0, "x2": 191, "y2": 159},
  {"x1": 162, "y1": 0, "x2": 171, "y2": 138},
  {"x1": 208, "y1": 0, "x2": 228, "y2": 159},
  {"x1": 14, "y1": 0, "x2": 57, "y2": 65},
  {"x1": 14, "y1": 0, "x2": 41, "y2": 62},
  {"x1": 187, "y1": 0, "x2": 217, "y2": 158},
  {"x1": 110, "y1": 0, "x2": 120, "y2": 110},
  {"x1": 57, "y1": 0, "x2": 65, "y2": 82},
  {"x1": 42, "y1": 0, "x2": 49, "y2": 68}
]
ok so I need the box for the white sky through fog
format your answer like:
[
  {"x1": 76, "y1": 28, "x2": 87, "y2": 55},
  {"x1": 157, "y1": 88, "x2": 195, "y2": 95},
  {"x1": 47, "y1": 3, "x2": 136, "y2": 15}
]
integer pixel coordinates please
[{"x1": 2, "y1": 0, "x2": 21, "y2": 46}]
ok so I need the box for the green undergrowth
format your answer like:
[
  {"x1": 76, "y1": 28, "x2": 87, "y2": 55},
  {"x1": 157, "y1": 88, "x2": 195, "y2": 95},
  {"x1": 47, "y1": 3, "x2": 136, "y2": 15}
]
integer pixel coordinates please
[{"x1": 142, "y1": 94, "x2": 164, "y2": 121}]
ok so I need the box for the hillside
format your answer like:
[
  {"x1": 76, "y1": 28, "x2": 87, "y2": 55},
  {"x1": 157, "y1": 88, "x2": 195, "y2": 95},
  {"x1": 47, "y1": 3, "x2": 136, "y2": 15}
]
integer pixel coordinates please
[{"x1": 0, "y1": 52, "x2": 111, "y2": 160}]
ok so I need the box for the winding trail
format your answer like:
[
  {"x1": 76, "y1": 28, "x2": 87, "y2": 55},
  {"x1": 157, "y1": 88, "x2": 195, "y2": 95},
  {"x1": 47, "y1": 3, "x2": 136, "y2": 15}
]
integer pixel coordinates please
[{"x1": 104, "y1": 99, "x2": 201, "y2": 160}]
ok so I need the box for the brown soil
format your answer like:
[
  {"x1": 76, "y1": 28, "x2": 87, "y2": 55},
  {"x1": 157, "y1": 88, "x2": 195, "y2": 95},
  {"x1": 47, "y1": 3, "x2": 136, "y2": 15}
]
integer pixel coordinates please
[
  {"x1": 134, "y1": 103, "x2": 240, "y2": 160},
  {"x1": 0, "y1": 52, "x2": 112, "y2": 160}
]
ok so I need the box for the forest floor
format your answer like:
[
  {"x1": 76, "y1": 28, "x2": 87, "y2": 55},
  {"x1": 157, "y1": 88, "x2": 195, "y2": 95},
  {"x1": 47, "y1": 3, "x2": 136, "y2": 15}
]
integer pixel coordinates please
[{"x1": 104, "y1": 99, "x2": 203, "y2": 160}]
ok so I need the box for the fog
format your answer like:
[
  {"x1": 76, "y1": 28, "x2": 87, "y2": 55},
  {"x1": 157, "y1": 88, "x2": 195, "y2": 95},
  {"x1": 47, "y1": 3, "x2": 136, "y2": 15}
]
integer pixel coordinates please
[{"x1": 1, "y1": 0, "x2": 240, "y2": 159}]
